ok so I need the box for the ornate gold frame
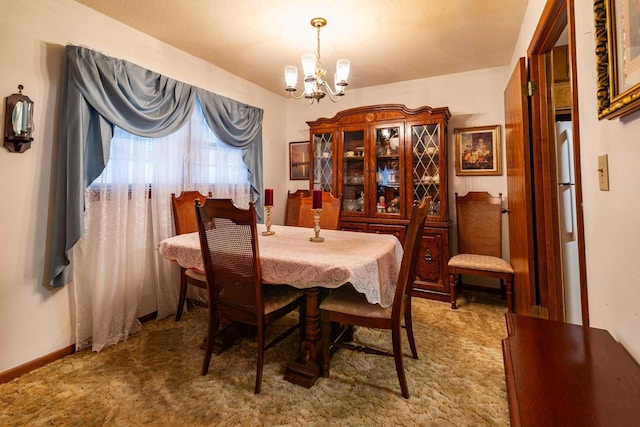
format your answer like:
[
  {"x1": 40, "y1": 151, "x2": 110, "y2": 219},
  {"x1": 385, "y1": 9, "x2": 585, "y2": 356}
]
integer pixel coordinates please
[{"x1": 594, "y1": 0, "x2": 640, "y2": 119}]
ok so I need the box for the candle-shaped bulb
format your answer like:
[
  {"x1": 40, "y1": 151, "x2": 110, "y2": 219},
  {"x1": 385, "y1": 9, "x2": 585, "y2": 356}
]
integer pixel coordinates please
[
  {"x1": 312, "y1": 190, "x2": 322, "y2": 209},
  {"x1": 265, "y1": 188, "x2": 274, "y2": 206}
]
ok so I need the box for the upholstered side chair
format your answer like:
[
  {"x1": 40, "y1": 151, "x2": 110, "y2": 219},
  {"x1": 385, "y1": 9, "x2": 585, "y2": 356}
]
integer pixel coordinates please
[
  {"x1": 319, "y1": 197, "x2": 430, "y2": 399},
  {"x1": 447, "y1": 191, "x2": 514, "y2": 312}
]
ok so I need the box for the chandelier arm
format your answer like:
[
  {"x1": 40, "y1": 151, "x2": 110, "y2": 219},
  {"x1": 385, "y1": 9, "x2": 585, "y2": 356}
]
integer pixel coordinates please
[
  {"x1": 288, "y1": 90, "x2": 309, "y2": 100},
  {"x1": 319, "y1": 81, "x2": 344, "y2": 103}
]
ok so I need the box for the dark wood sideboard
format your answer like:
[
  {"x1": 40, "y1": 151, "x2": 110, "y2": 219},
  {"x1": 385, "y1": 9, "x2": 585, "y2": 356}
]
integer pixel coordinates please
[{"x1": 502, "y1": 313, "x2": 640, "y2": 426}]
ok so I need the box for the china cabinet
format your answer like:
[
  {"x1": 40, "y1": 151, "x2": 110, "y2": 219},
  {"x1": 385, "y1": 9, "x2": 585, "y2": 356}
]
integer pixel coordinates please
[{"x1": 307, "y1": 104, "x2": 452, "y2": 303}]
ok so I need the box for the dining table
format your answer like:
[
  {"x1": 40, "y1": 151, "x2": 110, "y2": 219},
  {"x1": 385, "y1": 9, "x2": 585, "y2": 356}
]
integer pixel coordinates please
[{"x1": 158, "y1": 223, "x2": 403, "y2": 387}]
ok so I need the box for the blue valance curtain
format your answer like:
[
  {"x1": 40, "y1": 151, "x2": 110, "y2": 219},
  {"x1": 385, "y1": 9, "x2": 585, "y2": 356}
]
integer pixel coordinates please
[{"x1": 50, "y1": 45, "x2": 264, "y2": 288}]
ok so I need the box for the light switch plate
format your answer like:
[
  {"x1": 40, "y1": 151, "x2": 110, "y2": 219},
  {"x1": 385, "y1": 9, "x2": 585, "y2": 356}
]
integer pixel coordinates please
[{"x1": 598, "y1": 154, "x2": 609, "y2": 191}]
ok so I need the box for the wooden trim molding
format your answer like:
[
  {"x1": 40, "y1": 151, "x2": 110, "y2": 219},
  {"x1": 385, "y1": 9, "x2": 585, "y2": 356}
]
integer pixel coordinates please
[
  {"x1": 0, "y1": 345, "x2": 75, "y2": 384},
  {"x1": 0, "y1": 311, "x2": 159, "y2": 384}
]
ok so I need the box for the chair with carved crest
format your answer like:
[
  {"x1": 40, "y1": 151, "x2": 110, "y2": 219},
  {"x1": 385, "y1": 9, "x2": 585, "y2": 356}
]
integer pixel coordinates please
[
  {"x1": 171, "y1": 190, "x2": 212, "y2": 321},
  {"x1": 298, "y1": 191, "x2": 342, "y2": 230},
  {"x1": 284, "y1": 189, "x2": 311, "y2": 226}
]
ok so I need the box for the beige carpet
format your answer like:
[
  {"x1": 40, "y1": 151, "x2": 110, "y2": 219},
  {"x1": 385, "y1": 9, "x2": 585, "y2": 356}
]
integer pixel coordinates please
[{"x1": 0, "y1": 291, "x2": 510, "y2": 426}]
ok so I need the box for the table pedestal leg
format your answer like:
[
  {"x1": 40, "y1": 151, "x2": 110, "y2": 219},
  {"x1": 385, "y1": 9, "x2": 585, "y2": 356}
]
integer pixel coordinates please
[
  {"x1": 212, "y1": 321, "x2": 246, "y2": 354},
  {"x1": 198, "y1": 319, "x2": 246, "y2": 354},
  {"x1": 284, "y1": 287, "x2": 321, "y2": 388}
]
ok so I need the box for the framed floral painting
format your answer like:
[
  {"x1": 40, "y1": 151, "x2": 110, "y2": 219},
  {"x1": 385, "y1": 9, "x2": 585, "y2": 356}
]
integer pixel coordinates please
[{"x1": 454, "y1": 125, "x2": 501, "y2": 176}]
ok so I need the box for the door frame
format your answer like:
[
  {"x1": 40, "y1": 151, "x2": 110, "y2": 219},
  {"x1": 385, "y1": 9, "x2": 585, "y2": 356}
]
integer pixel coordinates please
[{"x1": 526, "y1": 0, "x2": 589, "y2": 324}]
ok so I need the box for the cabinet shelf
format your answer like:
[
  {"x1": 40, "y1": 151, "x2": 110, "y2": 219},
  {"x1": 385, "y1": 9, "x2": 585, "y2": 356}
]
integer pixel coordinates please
[{"x1": 377, "y1": 183, "x2": 401, "y2": 189}]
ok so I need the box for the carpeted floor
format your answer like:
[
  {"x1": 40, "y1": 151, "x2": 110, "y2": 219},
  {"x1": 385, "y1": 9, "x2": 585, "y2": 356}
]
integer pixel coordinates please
[{"x1": 0, "y1": 290, "x2": 510, "y2": 426}]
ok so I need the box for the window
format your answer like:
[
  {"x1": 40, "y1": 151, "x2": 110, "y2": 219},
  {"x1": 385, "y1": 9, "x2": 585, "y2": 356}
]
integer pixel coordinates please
[{"x1": 92, "y1": 100, "x2": 249, "y2": 195}]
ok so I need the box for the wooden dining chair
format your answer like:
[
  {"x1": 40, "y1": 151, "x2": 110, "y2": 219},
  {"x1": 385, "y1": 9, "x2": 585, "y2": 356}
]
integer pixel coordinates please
[
  {"x1": 195, "y1": 198, "x2": 305, "y2": 394},
  {"x1": 298, "y1": 191, "x2": 342, "y2": 230},
  {"x1": 319, "y1": 197, "x2": 430, "y2": 399},
  {"x1": 171, "y1": 190, "x2": 212, "y2": 321},
  {"x1": 447, "y1": 191, "x2": 514, "y2": 312},
  {"x1": 284, "y1": 189, "x2": 311, "y2": 226}
]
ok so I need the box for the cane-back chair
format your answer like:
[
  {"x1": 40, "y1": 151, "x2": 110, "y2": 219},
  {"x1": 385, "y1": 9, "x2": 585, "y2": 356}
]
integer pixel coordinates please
[
  {"x1": 195, "y1": 198, "x2": 305, "y2": 394},
  {"x1": 447, "y1": 191, "x2": 514, "y2": 312}
]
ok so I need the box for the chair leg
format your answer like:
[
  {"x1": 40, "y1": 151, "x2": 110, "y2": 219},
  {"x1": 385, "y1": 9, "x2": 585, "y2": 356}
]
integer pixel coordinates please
[
  {"x1": 255, "y1": 325, "x2": 265, "y2": 394},
  {"x1": 201, "y1": 305, "x2": 218, "y2": 376},
  {"x1": 320, "y1": 311, "x2": 331, "y2": 378},
  {"x1": 449, "y1": 273, "x2": 458, "y2": 309},
  {"x1": 175, "y1": 269, "x2": 188, "y2": 321},
  {"x1": 506, "y1": 277, "x2": 514, "y2": 313},
  {"x1": 392, "y1": 324, "x2": 409, "y2": 399},
  {"x1": 404, "y1": 303, "x2": 418, "y2": 360}
]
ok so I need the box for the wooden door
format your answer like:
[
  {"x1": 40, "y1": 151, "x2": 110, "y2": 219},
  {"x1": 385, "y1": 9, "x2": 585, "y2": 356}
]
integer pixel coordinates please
[
  {"x1": 520, "y1": 0, "x2": 588, "y2": 323},
  {"x1": 504, "y1": 58, "x2": 537, "y2": 315}
]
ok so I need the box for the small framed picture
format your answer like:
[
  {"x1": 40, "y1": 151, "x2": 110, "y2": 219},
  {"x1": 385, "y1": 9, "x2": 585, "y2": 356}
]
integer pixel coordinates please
[
  {"x1": 454, "y1": 125, "x2": 501, "y2": 176},
  {"x1": 289, "y1": 141, "x2": 311, "y2": 180}
]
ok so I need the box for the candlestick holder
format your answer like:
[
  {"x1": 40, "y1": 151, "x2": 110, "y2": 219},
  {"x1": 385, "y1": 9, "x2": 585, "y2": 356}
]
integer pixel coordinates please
[
  {"x1": 262, "y1": 205, "x2": 275, "y2": 236},
  {"x1": 309, "y1": 208, "x2": 324, "y2": 242}
]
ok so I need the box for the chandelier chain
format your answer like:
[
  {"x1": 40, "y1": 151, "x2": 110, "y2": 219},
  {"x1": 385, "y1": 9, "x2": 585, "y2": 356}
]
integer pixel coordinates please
[{"x1": 316, "y1": 24, "x2": 322, "y2": 71}]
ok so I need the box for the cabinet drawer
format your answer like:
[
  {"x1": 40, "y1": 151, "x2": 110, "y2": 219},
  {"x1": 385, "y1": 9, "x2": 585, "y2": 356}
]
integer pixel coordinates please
[
  {"x1": 340, "y1": 221, "x2": 367, "y2": 232},
  {"x1": 369, "y1": 224, "x2": 406, "y2": 245}
]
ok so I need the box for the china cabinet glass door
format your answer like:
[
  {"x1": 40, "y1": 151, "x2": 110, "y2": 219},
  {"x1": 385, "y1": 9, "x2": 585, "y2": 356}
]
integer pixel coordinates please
[
  {"x1": 341, "y1": 128, "x2": 366, "y2": 215},
  {"x1": 312, "y1": 132, "x2": 334, "y2": 192},
  {"x1": 374, "y1": 124, "x2": 403, "y2": 218},
  {"x1": 411, "y1": 123, "x2": 444, "y2": 221}
]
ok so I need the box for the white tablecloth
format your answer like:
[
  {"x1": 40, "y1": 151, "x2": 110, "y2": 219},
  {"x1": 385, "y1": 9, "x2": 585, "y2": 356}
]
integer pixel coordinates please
[{"x1": 158, "y1": 224, "x2": 403, "y2": 307}]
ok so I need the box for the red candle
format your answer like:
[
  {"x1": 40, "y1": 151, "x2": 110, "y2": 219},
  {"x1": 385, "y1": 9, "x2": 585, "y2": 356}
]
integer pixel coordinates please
[
  {"x1": 265, "y1": 188, "x2": 274, "y2": 206},
  {"x1": 312, "y1": 190, "x2": 322, "y2": 209}
]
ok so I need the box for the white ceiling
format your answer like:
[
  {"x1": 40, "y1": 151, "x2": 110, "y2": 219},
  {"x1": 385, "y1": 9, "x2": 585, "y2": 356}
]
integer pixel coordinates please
[{"x1": 74, "y1": 0, "x2": 530, "y2": 97}]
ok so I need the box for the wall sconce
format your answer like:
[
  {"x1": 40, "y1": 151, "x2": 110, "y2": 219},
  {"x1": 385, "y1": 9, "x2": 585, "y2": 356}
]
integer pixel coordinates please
[{"x1": 4, "y1": 85, "x2": 34, "y2": 153}]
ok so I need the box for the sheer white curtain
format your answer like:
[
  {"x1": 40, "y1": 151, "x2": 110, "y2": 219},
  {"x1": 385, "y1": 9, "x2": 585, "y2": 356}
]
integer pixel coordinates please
[{"x1": 73, "y1": 102, "x2": 250, "y2": 352}]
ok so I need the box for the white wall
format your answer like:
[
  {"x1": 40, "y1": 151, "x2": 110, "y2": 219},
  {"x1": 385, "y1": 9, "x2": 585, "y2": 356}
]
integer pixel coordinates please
[
  {"x1": 0, "y1": 0, "x2": 287, "y2": 373},
  {"x1": 509, "y1": 0, "x2": 640, "y2": 362}
]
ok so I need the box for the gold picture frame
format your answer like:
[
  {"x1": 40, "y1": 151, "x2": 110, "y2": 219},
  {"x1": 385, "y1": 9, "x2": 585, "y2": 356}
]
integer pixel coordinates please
[
  {"x1": 289, "y1": 141, "x2": 310, "y2": 180},
  {"x1": 595, "y1": 0, "x2": 640, "y2": 119},
  {"x1": 454, "y1": 125, "x2": 501, "y2": 176}
]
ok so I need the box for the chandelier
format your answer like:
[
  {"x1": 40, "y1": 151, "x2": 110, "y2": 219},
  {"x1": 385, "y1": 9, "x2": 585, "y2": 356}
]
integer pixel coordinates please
[{"x1": 284, "y1": 17, "x2": 350, "y2": 103}]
